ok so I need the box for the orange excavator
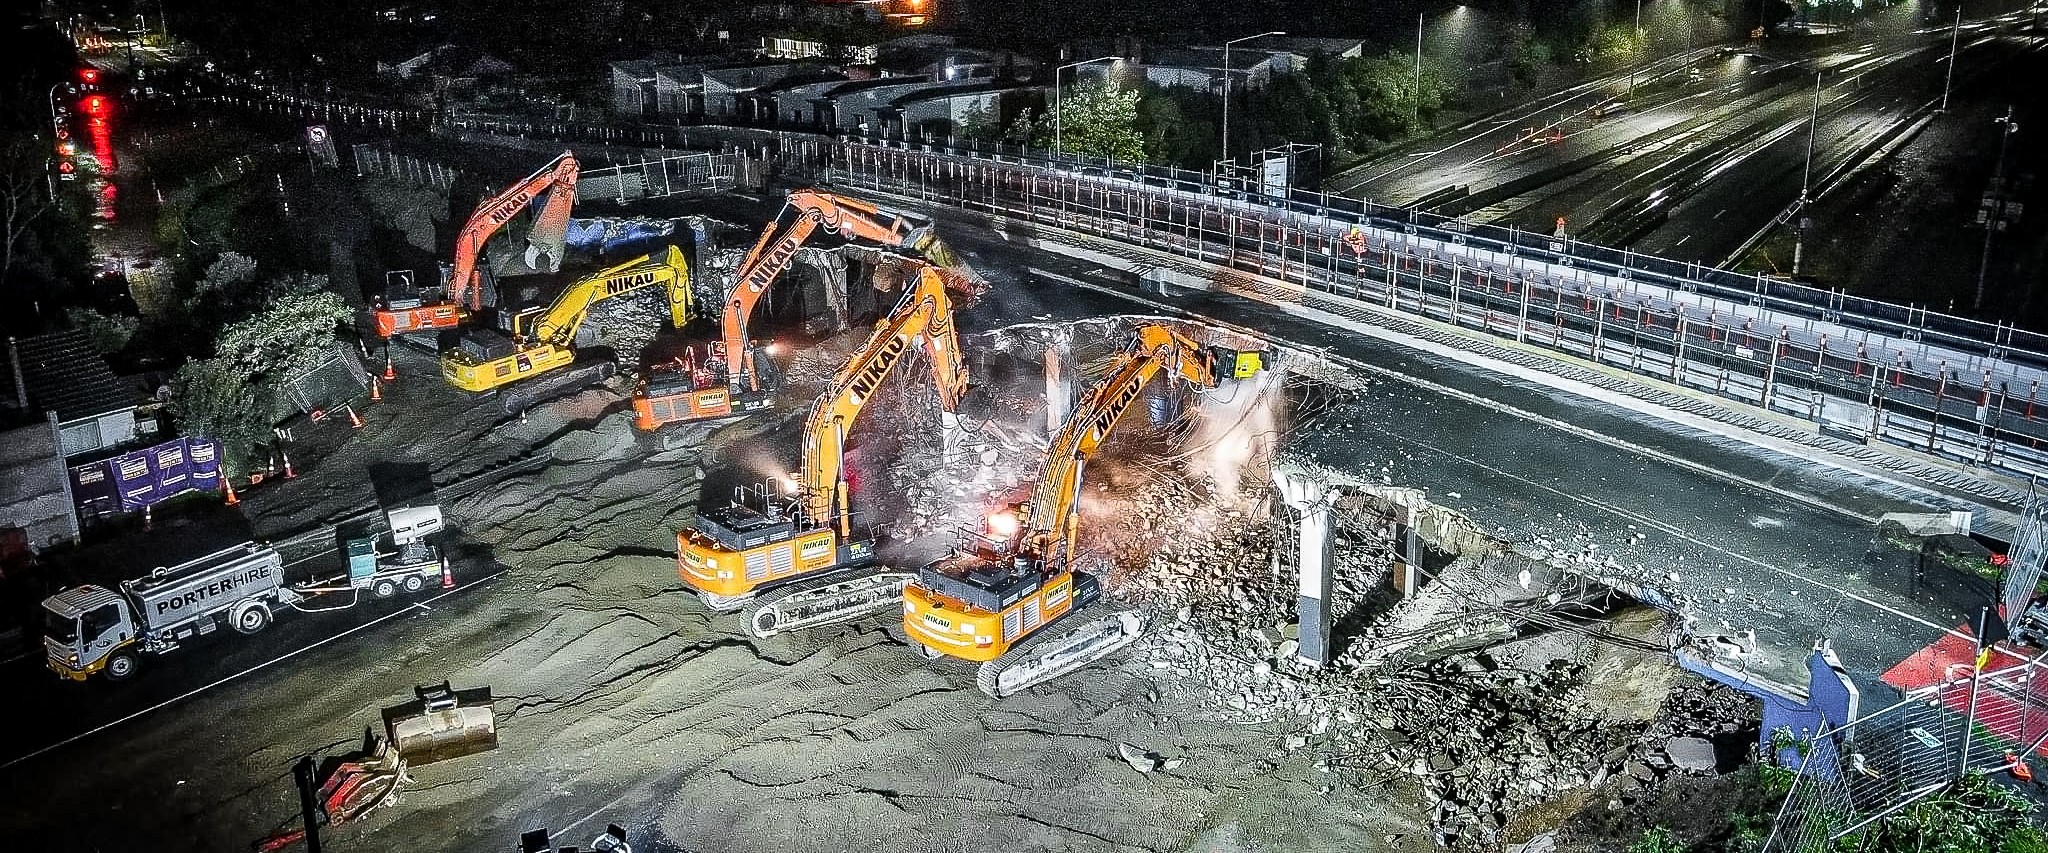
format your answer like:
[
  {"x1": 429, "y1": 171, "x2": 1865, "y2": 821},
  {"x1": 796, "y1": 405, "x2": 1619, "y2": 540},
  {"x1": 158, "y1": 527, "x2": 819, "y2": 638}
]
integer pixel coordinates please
[
  {"x1": 677, "y1": 261, "x2": 969, "y2": 637},
  {"x1": 373, "y1": 151, "x2": 580, "y2": 338},
  {"x1": 902, "y1": 323, "x2": 1267, "y2": 697},
  {"x1": 631, "y1": 190, "x2": 966, "y2": 428}
]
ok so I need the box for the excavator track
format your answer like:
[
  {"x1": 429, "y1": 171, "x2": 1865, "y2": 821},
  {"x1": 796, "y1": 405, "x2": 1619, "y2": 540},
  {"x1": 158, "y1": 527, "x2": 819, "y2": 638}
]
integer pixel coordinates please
[
  {"x1": 747, "y1": 570, "x2": 916, "y2": 639},
  {"x1": 975, "y1": 609, "x2": 1145, "y2": 698},
  {"x1": 697, "y1": 590, "x2": 755, "y2": 612}
]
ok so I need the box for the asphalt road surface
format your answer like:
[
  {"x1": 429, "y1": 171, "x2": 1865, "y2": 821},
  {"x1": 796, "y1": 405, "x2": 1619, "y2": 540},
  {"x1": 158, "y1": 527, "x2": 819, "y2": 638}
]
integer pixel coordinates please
[{"x1": 1335, "y1": 9, "x2": 2047, "y2": 270}]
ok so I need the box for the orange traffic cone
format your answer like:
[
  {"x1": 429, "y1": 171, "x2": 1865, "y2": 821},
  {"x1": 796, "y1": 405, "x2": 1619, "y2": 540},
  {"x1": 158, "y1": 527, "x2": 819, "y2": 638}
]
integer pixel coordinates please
[
  {"x1": 383, "y1": 349, "x2": 397, "y2": 381},
  {"x1": 222, "y1": 477, "x2": 240, "y2": 506},
  {"x1": 309, "y1": 407, "x2": 327, "y2": 423},
  {"x1": 280, "y1": 447, "x2": 297, "y2": 479},
  {"x1": 369, "y1": 374, "x2": 382, "y2": 402},
  {"x1": 440, "y1": 560, "x2": 455, "y2": 589},
  {"x1": 346, "y1": 405, "x2": 364, "y2": 429}
]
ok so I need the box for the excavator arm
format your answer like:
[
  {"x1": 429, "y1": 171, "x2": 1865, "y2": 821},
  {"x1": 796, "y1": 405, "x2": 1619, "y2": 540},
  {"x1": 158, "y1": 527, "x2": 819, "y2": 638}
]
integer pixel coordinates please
[
  {"x1": 1021, "y1": 324, "x2": 1261, "y2": 565},
  {"x1": 720, "y1": 191, "x2": 952, "y2": 392},
  {"x1": 524, "y1": 246, "x2": 690, "y2": 346},
  {"x1": 448, "y1": 151, "x2": 579, "y2": 311},
  {"x1": 799, "y1": 264, "x2": 967, "y2": 536}
]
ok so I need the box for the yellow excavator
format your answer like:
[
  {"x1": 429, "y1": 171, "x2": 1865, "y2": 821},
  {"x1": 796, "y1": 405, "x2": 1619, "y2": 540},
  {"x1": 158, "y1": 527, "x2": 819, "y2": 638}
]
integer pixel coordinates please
[
  {"x1": 678, "y1": 261, "x2": 968, "y2": 637},
  {"x1": 442, "y1": 246, "x2": 690, "y2": 414},
  {"x1": 632, "y1": 190, "x2": 971, "y2": 429},
  {"x1": 902, "y1": 323, "x2": 1266, "y2": 697}
]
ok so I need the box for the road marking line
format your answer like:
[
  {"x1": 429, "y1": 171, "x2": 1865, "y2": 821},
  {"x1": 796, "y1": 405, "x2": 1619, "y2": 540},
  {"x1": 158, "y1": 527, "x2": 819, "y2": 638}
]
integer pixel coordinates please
[{"x1": 0, "y1": 569, "x2": 505, "y2": 771}]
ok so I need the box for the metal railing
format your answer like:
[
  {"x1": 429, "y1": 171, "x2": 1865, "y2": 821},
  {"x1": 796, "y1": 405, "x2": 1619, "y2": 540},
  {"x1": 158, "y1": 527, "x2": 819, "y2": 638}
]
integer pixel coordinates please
[{"x1": 814, "y1": 137, "x2": 2048, "y2": 488}]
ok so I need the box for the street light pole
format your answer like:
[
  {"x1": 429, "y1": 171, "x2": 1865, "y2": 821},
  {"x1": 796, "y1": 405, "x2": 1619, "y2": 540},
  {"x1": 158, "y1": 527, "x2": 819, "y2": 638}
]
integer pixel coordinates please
[
  {"x1": 1629, "y1": 0, "x2": 1643, "y2": 95},
  {"x1": 1414, "y1": 10, "x2": 1425, "y2": 129},
  {"x1": 1793, "y1": 69, "x2": 1820, "y2": 276},
  {"x1": 1221, "y1": 30, "x2": 1285, "y2": 163},
  {"x1": 1939, "y1": 6, "x2": 1960, "y2": 114},
  {"x1": 1053, "y1": 55, "x2": 1118, "y2": 156},
  {"x1": 1974, "y1": 106, "x2": 2018, "y2": 311}
]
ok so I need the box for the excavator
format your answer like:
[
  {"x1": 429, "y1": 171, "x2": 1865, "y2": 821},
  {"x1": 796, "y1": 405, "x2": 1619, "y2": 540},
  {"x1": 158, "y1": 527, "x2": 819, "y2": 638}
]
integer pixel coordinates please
[
  {"x1": 442, "y1": 246, "x2": 689, "y2": 414},
  {"x1": 374, "y1": 151, "x2": 580, "y2": 337},
  {"x1": 677, "y1": 261, "x2": 967, "y2": 638},
  {"x1": 631, "y1": 190, "x2": 967, "y2": 429},
  {"x1": 902, "y1": 324, "x2": 1267, "y2": 698}
]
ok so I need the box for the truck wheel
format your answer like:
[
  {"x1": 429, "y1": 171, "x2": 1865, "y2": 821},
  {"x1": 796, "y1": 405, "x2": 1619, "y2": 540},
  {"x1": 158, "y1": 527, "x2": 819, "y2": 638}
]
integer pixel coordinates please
[
  {"x1": 402, "y1": 573, "x2": 425, "y2": 593},
  {"x1": 373, "y1": 578, "x2": 398, "y2": 599},
  {"x1": 232, "y1": 603, "x2": 272, "y2": 635},
  {"x1": 105, "y1": 651, "x2": 139, "y2": 681}
]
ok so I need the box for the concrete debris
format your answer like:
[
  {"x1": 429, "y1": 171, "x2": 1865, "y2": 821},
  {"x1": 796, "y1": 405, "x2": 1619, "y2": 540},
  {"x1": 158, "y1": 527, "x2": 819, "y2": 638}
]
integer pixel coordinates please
[{"x1": 1663, "y1": 736, "x2": 1719, "y2": 772}]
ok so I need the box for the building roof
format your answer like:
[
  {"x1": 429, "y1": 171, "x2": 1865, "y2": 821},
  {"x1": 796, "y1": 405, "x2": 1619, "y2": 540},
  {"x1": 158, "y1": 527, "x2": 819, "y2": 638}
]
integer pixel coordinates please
[
  {"x1": 1256, "y1": 36, "x2": 1366, "y2": 58},
  {"x1": 887, "y1": 79, "x2": 1026, "y2": 108},
  {"x1": 1147, "y1": 46, "x2": 1296, "y2": 72},
  {"x1": 6, "y1": 329, "x2": 137, "y2": 424}
]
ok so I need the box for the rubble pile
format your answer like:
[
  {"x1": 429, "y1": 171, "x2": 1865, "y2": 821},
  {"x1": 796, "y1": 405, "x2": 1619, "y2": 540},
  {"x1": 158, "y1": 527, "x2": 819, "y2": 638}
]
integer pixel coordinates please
[{"x1": 582, "y1": 287, "x2": 668, "y2": 372}]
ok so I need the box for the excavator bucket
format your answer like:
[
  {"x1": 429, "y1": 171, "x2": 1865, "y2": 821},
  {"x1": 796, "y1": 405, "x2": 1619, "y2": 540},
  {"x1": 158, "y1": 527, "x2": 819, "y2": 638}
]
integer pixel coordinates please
[{"x1": 382, "y1": 681, "x2": 497, "y2": 766}]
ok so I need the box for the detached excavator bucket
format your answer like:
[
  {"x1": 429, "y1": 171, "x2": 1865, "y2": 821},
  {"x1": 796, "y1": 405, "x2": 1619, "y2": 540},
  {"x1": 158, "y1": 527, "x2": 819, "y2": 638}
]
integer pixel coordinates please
[{"x1": 382, "y1": 681, "x2": 497, "y2": 766}]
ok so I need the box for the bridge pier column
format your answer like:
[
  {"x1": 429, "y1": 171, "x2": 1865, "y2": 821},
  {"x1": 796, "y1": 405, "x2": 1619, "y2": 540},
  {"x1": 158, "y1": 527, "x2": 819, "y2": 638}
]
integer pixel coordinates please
[{"x1": 1272, "y1": 467, "x2": 1340, "y2": 668}]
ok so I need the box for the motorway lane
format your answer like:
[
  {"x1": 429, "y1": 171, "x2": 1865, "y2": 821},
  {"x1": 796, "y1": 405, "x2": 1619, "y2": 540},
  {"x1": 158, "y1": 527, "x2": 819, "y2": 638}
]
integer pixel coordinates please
[{"x1": 1622, "y1": 21, "x2": 2047, "y2": 263}]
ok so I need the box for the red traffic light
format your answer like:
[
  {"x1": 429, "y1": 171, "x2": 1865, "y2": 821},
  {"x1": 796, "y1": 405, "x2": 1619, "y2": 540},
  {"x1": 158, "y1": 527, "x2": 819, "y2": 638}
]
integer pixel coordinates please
[
  {"x1": 57, "y1": 161, "x2": 75, "y2": 174},
  {"x1": 84, "y1": 95, "x2": 108, "y2": 116},
  {"x1": 80, "y1": 68, "x2": 98, "y2": 84}
]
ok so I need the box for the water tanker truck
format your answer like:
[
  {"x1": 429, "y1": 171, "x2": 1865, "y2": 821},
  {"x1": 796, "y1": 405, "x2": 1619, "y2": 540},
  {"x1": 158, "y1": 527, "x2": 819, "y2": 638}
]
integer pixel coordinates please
[{"x1": 42, "y1": 467, "x2": 450, "y2": 681}]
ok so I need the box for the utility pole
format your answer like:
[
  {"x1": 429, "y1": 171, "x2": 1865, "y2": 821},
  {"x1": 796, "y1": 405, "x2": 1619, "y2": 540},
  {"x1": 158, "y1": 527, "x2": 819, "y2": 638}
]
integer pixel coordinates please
[
  {"x1": 1975, "y1": 106, "x2": 2018, "y2": 311},
  {"x1": 1793, "y1": 69, "x2": 1820, "y2": 276},
  {"x1": 1630, "y1": 0, "x2": 1644, "y2": 96},
  {"x1": 1052, "y1": 55, "x2": 1117, "y2": 156},
  {"x1": 1221, "y1": 30, "x2": 1285, "y2": 162},
  {"x1": 1413, "y1": 10, "x2": 1425, "y2": 129},
  {"x1": 1939, "y1": 6, "x2": 1960, "y2": 114}
]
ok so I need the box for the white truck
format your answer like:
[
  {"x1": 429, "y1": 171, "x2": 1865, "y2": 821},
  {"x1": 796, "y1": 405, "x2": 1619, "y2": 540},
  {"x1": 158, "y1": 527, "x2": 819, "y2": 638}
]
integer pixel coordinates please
[
  {"x1": 43, "y1": 542, "x2": 297, "y2": 680},
  {"x1": 43, "y1": 469, "x2": 450, "y2": 681}
]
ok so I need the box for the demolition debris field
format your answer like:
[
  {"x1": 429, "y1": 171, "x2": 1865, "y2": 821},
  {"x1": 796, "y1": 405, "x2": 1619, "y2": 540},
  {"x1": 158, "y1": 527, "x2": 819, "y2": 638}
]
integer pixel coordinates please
[{"x1": 0, "y1": 223, "x2": 1975, "y2": 853}]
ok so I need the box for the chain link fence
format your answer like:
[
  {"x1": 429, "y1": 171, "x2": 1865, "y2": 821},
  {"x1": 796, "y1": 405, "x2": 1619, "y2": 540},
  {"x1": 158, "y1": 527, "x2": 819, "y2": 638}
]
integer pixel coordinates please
[{"x1": 1766, "y1": 653, "x2": 2048, "y2": 852}]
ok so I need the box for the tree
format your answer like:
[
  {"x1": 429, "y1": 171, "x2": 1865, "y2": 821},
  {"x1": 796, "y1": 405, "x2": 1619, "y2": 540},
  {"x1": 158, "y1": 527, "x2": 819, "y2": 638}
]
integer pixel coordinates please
[
  {"x1": 66, "y1": 307, "x2": 138, "y2": 355},
  {"x1": 957, "y1": 99, "x2": 1004, "y2": 143},
  {"x1": 0, "y1": 137, "x2": 51, "y2": 292},
  {"x1": 1024, "y1": 82, "x2": 1145, "y2": 162},
  {"x1": 168, "y1": 289, "x2": 350, "y2": 476}
]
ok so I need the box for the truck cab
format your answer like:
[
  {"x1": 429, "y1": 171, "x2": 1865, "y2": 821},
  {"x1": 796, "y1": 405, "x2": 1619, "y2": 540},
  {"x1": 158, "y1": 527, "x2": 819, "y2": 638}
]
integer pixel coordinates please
[{"x1": 42, "y1": 586, "x2": 137, "y2": 680}]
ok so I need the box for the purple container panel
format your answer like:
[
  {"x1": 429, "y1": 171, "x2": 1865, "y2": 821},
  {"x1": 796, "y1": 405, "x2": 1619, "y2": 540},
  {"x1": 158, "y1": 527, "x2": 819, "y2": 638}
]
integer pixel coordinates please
[
  {"x1": 112, "y1": 449, "x2": 157, "y2": 513},
  {"x1": 152, "y1": 441, "x2": 192, "y2": 496},
  {"x1": 68, "y1": 458, "x2": 120, "y2": 517},
  {"x1": 186, "y1": 437, "x2": 221, "y2": 486}
]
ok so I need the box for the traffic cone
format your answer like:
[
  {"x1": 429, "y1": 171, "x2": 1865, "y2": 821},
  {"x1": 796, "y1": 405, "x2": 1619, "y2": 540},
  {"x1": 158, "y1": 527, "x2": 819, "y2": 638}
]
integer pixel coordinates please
[
  {"x1": 346, "y1": 405, "x2": 364, "y2": 429},
  {"x1": 222, "y1": 477, "x2": 240, "y2": 506},
  {"x1": 281, "y1": 447, "x2": 297, "y2": 479},
  {"x1": 369, "y1": 374, "x2": 382, "y2": 402},
  {"x1": 310, "y1": 407, "x2": 327, "y2": 423},
  {"x1": 143, "y1": 504, "x2": 154, "y2": 531},
  {"x1": 383, "y1": 349, "x2": 397, "y2": 381},
  {"x1": 440, "y1": 560, "x2": 455, "y2": 589}
]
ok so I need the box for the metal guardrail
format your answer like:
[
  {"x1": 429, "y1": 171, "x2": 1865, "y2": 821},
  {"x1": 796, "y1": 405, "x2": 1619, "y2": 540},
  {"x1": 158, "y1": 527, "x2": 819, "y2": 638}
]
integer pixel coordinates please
[{"x1": 816, "y1": 138, "x2": 2048, "y2": 488}]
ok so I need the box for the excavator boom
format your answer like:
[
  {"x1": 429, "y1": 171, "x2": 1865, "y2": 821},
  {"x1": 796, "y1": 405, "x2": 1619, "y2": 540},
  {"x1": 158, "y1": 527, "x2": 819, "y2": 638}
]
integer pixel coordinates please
[
  {"x1": 373, "y1": 151, "x2": 579, "y2": 337},
  {"x1": 722, "y1": 191, "x2": 948, "y2": 393},
  {"x1": 902, "y1": 323, "x2": 1267, "y2": 694},
  {"x1": 441, "y1": 246, "x2": 689, "y2": 400},
  {"x1": 634, "y1": 190, "x2": 963, "y2": 431},
  {"x1": 450, "y1": 152, "x2": 580, "y2": 311},
  {"x1": 676, "y1": 260, "x2": 968, "y2": 635},
  {"x1": 799, "y1": 264, "x2": 967, "y2": 533}
]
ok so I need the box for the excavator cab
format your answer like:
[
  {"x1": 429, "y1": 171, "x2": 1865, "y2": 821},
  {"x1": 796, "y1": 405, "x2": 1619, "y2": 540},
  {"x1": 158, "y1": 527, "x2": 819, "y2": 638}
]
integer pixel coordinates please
[{"x1": 1209, "y1": 346, "x2": 1267, "y2": 380}]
